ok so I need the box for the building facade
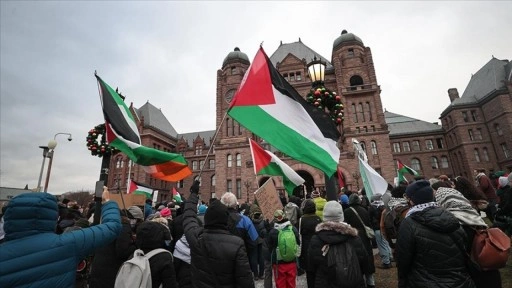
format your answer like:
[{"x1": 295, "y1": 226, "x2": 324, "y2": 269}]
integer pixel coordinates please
[{"x1": 107, "y1": 30, "x2": 512, "y2": 203}]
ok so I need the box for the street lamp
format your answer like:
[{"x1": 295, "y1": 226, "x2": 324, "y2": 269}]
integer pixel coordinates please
[
  {"x1": 43, "y1": 133, "x2": 72, "y2": 192},
  {"x1": 36, "y1": 146, "x2": 50, "y2": 192},
  {"x1": 307, "y1": 56, "x2": 326, "y2": 88},
  {"x1": 244, "y1": 180, "x2": 251, "y2": 204}
]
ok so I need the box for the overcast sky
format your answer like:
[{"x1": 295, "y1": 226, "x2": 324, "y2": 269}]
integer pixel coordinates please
[{"x1": 1, "y1": 1, "x2": 510, "y2": 194}]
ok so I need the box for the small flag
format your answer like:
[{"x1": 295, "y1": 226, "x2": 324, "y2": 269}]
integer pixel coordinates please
[
  {"x1": 96, "y1": 75, "x2": 192, "y2": 181},
  {"x1": 249, "y1": 138, "x2": 305, "y2": 195},
  {"x1": 172, "y1": 187, "x2": 182, "y2": 204},
  {"x1": 129, "y1": 180, "x2": 153, "y2": 199},
  {"x1": 228, "y1": 47, "x2": 340, "y2": 177},
  {"x1": 397, "y1": 159, "x2": 419, "y2": 183},
  {"x1": 352, "y1": 138, "x2": 388, "y2": 198}
]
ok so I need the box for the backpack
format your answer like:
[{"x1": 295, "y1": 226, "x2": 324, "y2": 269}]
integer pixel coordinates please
[
  {"x1": 114, "y1": 248, "x2": 171, "y2": 288},
  {"x1": 325, "y1": 243, "x2": 364, "y2": 287},
  {"x1": 276, "y1": 225, "x2": 298, "y2": 262},
  {"x1": 471, "y1": 227, "x2": 511, "y2": 271},
  {"x1": 383, "y1": 205, "x2": 409, "y2": 240}
]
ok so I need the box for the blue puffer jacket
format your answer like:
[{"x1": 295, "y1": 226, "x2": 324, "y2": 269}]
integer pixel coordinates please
[{"x1": 0, "y1": 193, "x2": 122, "y2": 288}]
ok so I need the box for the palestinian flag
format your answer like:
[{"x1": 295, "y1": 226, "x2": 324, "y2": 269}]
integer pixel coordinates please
[
  {"x1": 228, "y1": 47, "x2": 340, "y2": 177},
  {"x1": 353, "y1": 138, "x2": 387, "y2": 198},
  {"x1": 129, "y1": 180, "x2": 153, "y2": 199},
  {"x1": 397, "y1": 159, "x2": 419, "y2": 183},
  {"x1": 249, "y1": 138, "x2": 304, "y2": 195},
  {"x1": 172, "y1": 187, "x2": 182, "y2": 204},
  {"x1": 96, "y1": 75, "x2": 192, "y2": 181}
]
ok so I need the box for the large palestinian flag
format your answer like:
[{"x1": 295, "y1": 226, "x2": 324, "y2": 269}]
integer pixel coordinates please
[
  {"x1": 249, "y1": 138, "x2": 304, "y2": 195},
  {"x1": 96, "y1": 75, "x2": 192, "y2": 181},
  {"x1": 228, "y1": 47, "x2": 341, "y2": 176}
]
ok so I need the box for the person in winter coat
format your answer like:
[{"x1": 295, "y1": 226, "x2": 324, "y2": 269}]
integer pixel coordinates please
[
  {"x1": 308, "y1": 201, "x2": 368, "y2": 288},
  {"x1": 397, "y1": 180, "x2": 476, "y2": 288},
  {"x1": 183, "y1": 181, "x2": 255, "y2": 288},
  {"x1": 135, "y1": 221, "x2": 178, "y2": 288},
  {"x1": 0, "y1": 190, "x2": 122, "y2": 288},
  {"x1": 475, "y1": 169, "x2": 498, "y2": 222},
  {"x1": 88, "y1": 209, "x2": 137, "y2": 288},
  {"x1": 312, "y1": 190, "x2": 326, "y2": 220},
  {"x1": 435, "y1": 186, "x2": 502, "y2": 288},
  {"x1": 299, "y1": 199, "x2": 322, "y2": 288},
  {"x1": 495, "y1": 176, "x2": 512, "y2": 235},
  {"x1": 344, "y1": 193, "x2": 376, "y2": 287},
  {"x1": 268, "y1": 209, "x2": 300, "y2": 288},
  {"x1": 249, "y1": 205, "x2": 266, "y2": 280},
  {"x1": 368, "y1": 194, "x2": 393, "y2": 269}
]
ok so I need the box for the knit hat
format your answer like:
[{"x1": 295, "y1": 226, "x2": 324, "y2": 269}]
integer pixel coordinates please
[
  {"x1": 323, "y1": 201, "x2": 344, "y2": 222},
  {"x1": 128, "y1": 206, "x2": 144, "y2": 220},
  {"x1": 274, "y1": 209, "x2": 285, "y2": 222},
  {"x1": 349, "y1": 193, "x2": 361, "y2": 205},
  {"x1": 302, "y1": 199, "x2": 316, "y2": 214},
  {"x1": 75, "y1": 218, "x2": 90, "y2": 228},
  {"x1": 340, "y1": 194, "x2": 349, "y2": 205},
  {"x1": 405, "y1": 180, "x2": 434, "y2": 205},
  {"x1": 160, "y1": 207, "x2": 171, "y2": 218},
  {"x1": 204, "y1": 200, "x2": 229, "y2": 229},
  {"x1": 498, "y1": 176, "x2": 509, "y2": 188},
  {"x1": 311, "y1": 191, "x2": 320, "y2": 198},
  {"x1": 198, "y1": 205, "x2": 207, "y2": 215}
]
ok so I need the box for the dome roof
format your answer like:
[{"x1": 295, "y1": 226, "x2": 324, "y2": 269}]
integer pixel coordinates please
[
  {"x1": 333, "y1": 30, "x2": 364, "y2": 49},
  {"x1": 222, "y1": 47, "x2": 250, "y2": 68}
]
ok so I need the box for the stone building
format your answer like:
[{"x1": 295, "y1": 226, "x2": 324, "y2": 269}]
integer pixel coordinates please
[{"x1": 106, "y1": 30, "x2": 512, "y2": 203}]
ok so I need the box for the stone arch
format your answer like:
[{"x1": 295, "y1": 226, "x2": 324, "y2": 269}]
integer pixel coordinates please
[{"x1": 292, "y1": 170, "x2": 315, "y2": 198}]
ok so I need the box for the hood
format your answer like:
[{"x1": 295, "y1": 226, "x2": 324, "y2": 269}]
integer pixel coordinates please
[
  {"x1": 4, "y1": 192, "x2": 58, "y2": 241},
  {"x1": 274, "y1": 220, "x2": 292, "y2": 230},
  {"x1": 410, "y1": 206, "x2": 460, "y2": 233},
  {"x1": 315, "y1": 221, "x2": 359, "y2": 244},
  {"x1": 136, "y1": 221, "x2": 165, "y2": 250}
]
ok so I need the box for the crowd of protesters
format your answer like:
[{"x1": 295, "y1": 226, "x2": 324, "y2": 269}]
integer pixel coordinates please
[{"x1": 0, "y1": 169, "x2": 511, "y2": 288}]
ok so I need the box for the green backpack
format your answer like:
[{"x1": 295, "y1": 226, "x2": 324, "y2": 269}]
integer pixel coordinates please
[{"x1": 277, "y1": 226, "x2": 298, "y2": 262}]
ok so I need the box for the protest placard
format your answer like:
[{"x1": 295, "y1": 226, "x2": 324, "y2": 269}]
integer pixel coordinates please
[
  {"x1": 254, "y1": 178, "x2": 283, "y2": 220},
  {"x1": 109, "y1": 193, "x2": 146, "y2": 208}
]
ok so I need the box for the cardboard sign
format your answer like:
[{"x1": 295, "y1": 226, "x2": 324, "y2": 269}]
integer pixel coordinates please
[
  {"x1": 110, "y1": 193, "x2": 146, "y2": 209},
  {"x1": 254, "y1": 178, "x2": 283, "y2": 221}
]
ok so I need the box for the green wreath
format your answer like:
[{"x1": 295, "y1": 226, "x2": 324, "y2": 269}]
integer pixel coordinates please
[
  {"x1": 306, "y1": 87, "x2": 344, "y2": 125},
  {"x1": 86, "y1": 124, "x2": 119, "y2": 157}
]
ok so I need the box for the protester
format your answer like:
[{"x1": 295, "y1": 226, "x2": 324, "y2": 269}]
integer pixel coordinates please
[
  {"x1": 249, "y1": 205, "x2": 266, "y2": 281},
  {"x1": 368, "y1": 194, "x2": 393, "y2": 269},
  {"x1": 495, "y1": 176, "x2": 512, "y2": 236},
  {"x1": 308, "y1": 201, "x2": 368, "y2": 288},
  {"x1": 268, "y1": 209, "x2": 300, "y2": 288},
  {"x1": 183, "y1": 181, "x2": 254, "y2": 287},
  {"x1": 221, "y1": 192, "x2": 259, "y2": 249},
  {"x1": 299, "y1": 199, "x2": 322, "y2": 288},
  {"x1": 312, "y1": 190, "x2": 326, "y2": 220},
  {"x1": 173, "y1": 235, "x2": 192, "y2": 288},
  {"x1": 197, "y1": 204, "x2": 207, "y2": 225},
  {"x1": 475, "y1": 169, "x2": 499, "y2": 222},
  {"x1": 284, "y1": 195, "x2": 302, "y2": 228},
  {"x1": 454, "y1": 176, "x2": 489, "y2": 213},
  {"x1": 396, "y1": 180, "x2": 475, "y2": 288},
  {"x1": 0, "y1": 189, "x2": 122, "y2": 287}
]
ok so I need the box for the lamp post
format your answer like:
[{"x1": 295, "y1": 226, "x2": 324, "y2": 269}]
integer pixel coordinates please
[
  {"x1": 43, "y1": 133, "x2": 72, "y2": 192},
  {"x1": 306, "y1": 56, "x2": 340, "y2": 201},
  {"x1": 244, "y1": 180, "x2": 251, "y2": 204},
  {"x1": 37, "y1": 146, "x2": 50, "y2": 192}
]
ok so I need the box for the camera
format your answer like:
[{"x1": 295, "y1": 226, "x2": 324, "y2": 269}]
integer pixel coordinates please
[{"x1": 67, "y1": 136, "x2": 72, "y2": 141}]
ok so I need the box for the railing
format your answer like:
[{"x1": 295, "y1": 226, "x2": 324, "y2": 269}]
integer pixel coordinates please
[{"x1": 341, "y1": 84, "x2": 377, "y2": 93}]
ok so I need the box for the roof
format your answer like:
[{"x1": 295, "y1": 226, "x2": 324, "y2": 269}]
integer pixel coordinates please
[
  {"x1": 135, "y1": 102, "x2": 178, "y2": 138},
  {"x1": 451, "y1": 58, "x2": 510, "y2": 106},
  {"x1": 177, "y1": 130, "x2": 216, "y2": 147},
  {"x1": 222, "y1": 47, "x2": 250, "y2": 68},
  {"x1": 333, "y1": 30, "x2": 364, "y2": 50},
  {"x1": 269, "y1": 40, "x2": 333, "y2": 69},
  {"x1": 384, "y1": 111, "x2": 444, "y2": 137}
]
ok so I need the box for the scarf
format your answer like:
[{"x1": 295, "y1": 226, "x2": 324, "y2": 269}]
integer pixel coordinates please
[
  {"x1": 406, "y1": 202, "x2": 438, "y2": 218},
  {"x1": 388, "y1": 197, "x2": 408, "y2": 210},
  {"x1": 435, "y1": 187, "x2": 487, "y2": 227}
]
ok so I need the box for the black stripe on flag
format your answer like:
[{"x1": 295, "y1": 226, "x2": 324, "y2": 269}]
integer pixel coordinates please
[{"x1": 263, "y1": 53, "x2": 341, "y2": 142}]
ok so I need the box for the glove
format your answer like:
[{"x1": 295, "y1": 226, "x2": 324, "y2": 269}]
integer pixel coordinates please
[{"x1": 190, "y1": 180, "x2": 200, "y2": 194}]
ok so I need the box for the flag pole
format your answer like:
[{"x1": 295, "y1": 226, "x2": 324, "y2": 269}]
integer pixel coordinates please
[
  {"x1": 126, "y1": 160, "x2": 132, "y2": 194},
  {"x1": 198, "y1": 110, "x2": 229, "y2": 179}
]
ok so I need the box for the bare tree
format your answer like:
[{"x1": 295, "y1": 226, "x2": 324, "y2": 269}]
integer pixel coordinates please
[{"x1": 62, "y1": 190, "x2": 94, "y2": 207}]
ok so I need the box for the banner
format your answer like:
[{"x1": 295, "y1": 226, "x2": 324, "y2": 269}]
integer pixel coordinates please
[
  {"x1": 109, "y1": 193, "x2": 146, "y2": 208},
  {"x1": 254, "y1": 178, "x2": 283, "y2": 221}
]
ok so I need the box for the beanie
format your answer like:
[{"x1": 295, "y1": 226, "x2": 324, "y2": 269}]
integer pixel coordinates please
[
  {"x1": 198, "y1": 205, "x2": 207, "y2": 215},
  {"x1": 160, "y1": 207, "x2": 171, "y2": 218},
  {"x1": 340, "y1": 194, "x2": 349, "y2": 205},
  {"x1": 274, "y1": 209, "x2": 285, "y2": 222},
  {"x1": 405, "y1": 180, "x2": 434, "y2": 205},
  {"x1": 498, "y1": 176, "x2": 509, "y2": 188},
  {"x1": 302, "y1": 199, "x2": 316, "y2": 214},
  {"x1": 323, "y1": 201, "x2": 344, "y2": 222},
  {"x1": 204, "y1": 200, "x2": 229, "y2": 229},
  {"x1": 349, "y1": 193, "x2": 361, "y2": 205},
  {"x1": 128, "y1": 206, "x2": 144, "y2": 220},
  {"x1": 136, "y1": 221, "x2": 164, "y2": 250}
]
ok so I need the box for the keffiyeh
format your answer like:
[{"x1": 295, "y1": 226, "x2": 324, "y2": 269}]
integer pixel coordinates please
[{"x1": 435, "y1": 187, "x2": 487, "y2": 227}]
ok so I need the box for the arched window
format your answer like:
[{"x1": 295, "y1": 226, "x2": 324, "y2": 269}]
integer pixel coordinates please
[
  {"x1": 431, "y1": 157, "x2": 439, "y2": 169},
  {"x1": 211, "y1": 174, "x2": 216, "y2": 186},
  {"x1": 360, "y1": 141, "x2": 366, "y2": 153},
  {"x1": 482, "y1": 147, "x2": 490, "y2": 162},
  {"x1": 411, "y1": 158, "x2": 422, "y2": 171},
  {"x1": 351, "y1": 104, "x2": 358, "y2": 123},
  {"x1": 350, "y1": 75, "x2": 364, "y2": 86},
  {"x1": 474, "y1": 149, "x2": 481, "y2": 162},
  {"x1": 227, "y1": 154, "x2": 232, "y2": 167},
  {"x1": 441, "y1": 156, "x2": 449, "y2": 168},
  {"x1": 236, "y1": 153, "x2": 242, "y2": 167},
  {"x1": 370, "y1": 141, "x2": 378, "y2": 155}
]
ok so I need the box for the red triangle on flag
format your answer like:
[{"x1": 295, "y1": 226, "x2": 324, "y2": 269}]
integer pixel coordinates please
[{"x1": 249, "y1": 139, "x2": 272, "y2": 175}]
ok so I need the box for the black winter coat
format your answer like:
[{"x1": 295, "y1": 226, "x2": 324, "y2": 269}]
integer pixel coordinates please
[
  {"x1": 89, "y1": 220, "x2": 136, "y2": 288},
  {"x1": 299, "y1": 213, "x2": 322, "y2": 271},
  {"x1": 396, "y1": 206, "x2": 476, "y2": 288},
  {"x1": 183, "y1": 193, "x2": 255, "y2": 288},
  {"x1": 343, "y1": 204, "x2": 375, "y2": 273},
  {"x1": 308, "y1": 221, "x2": 368, "y2": 288},
  {"x1": 174, "y1": 257, "x2": 193, "y2": 288},
  {"x1": 368, "y1": 204, "x2": 385, "y2": 230}
]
